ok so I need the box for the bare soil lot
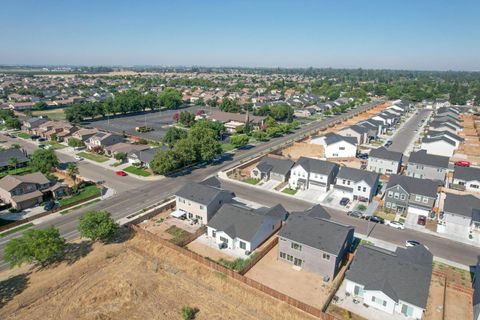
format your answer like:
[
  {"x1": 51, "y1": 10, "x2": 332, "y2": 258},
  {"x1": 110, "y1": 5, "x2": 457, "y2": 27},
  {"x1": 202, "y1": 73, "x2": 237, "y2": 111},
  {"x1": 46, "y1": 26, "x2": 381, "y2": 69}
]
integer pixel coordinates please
[
  {"x1": 245, "y1": 244, "x2": 332, "y2": 309},
  {"x1": 280, "y1": 142, "x2": 324, "y2": 160},
  {"x1": 82, "y1": 105, "x2": 203, "y2": 141},
  {"x1": 0, "y1": 234, "x2": 314, "y2": 320}
]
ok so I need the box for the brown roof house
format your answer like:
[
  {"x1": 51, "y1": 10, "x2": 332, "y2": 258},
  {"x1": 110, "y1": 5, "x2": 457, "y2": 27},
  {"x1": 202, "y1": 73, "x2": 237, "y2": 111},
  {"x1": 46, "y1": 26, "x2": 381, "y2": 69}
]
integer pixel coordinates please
[
  {"x1": 0, "y1": 172, "x2": 67, "y2": 210},
  {"x1": 33, "y1": 120, "x2": 79, "y2": 142}
]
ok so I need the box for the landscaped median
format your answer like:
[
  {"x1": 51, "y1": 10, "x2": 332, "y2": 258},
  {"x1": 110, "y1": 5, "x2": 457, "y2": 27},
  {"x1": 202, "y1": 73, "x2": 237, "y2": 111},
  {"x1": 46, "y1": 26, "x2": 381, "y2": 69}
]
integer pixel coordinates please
[
  {"x1": 58, "y1": 185, "x2": 102, "y2": 207},
  {"x1": 123, "y1": 165, "x2": 151, "y2": 177},
  {"x1": 77, "y1": 151, "x2": 110, "y2": 163}
]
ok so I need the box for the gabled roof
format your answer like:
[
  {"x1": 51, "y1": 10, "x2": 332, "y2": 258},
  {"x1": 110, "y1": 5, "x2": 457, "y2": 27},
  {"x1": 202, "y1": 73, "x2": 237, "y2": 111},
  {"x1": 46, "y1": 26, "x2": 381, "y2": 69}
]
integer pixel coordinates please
[
  {"x1": 421, "y1": 135, "x2": 456, "y2": 146},
  {"x1": 408, "y1": 150, "x2": 449, "y2": 168},
  {"x1": 175, "y1": 183, "x2": 234, "y2": 206},
  {"x1": 339, "y1": 125, "x2": 368, "y2": 135},
  {"x1": 426, "y1": 130, "x2": 463, "y2": 142},
  {"x1": 336, "y1": 167, "x2": 379, "y2": 187},
  {"x1": 0, "y1": 172, "x2": 50, "y2": 191},
  {"x1": 443, "y1": 193, "x2": 480, "y2": 221},
  {"x1": 279, "y1": 214, "x2": 353, "y2": 256},
  {"x1": 453, "y1": 165, "x2": 480, "y2": 182},
  {"x1": 324, "y1": 133, "x2": 357, "y2": 146},
  {"x1": 256, "y1": 156, "x2": 294, "y2": 176},
  {"x1": 386, "y1": 174, "x2": 441, "y2": 198},
  {"x1": 0, "y1": 148, "x2": 29, "y2": 167},
  {"x1": 346, "y1": 245, "x2": 432, "y2": 308},
  {"x1": 302, "y1": 204, "x2": 331, "y2": 220},
  {"x1": 208, "y1": 203, "x2": 283, "y2": 242},
  {"x1": 369, "y1": 147, "x2": 403, "y2": 162},
  {"x1": 128, "y1": 147, "x2": 164, "y2": 164},
  {"x1": 294, "y1": 157, "x2": 339, "y2": 175}
]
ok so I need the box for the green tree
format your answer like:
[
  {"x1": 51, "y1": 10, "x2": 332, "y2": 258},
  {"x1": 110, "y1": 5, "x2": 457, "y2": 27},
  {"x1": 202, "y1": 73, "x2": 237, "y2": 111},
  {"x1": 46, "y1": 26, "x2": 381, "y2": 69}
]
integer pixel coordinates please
[
  {"x1": 33, "y1": 101, "x2": 48, "y2": 110},
  {"x1": 172, "y1": 139, "x2": 198, "y2": 166},
  {"x1": 251, "y1": 130, "x2": 268, "y2": 141},
  {"x1": 192, "y1": 120, "x2": 225, "y2": 139},
  {"x1": 78, "y1": 211, "x2": 119, "y2": 242},
  {"x1": 8, "y1": 157, "x2": 18, "y2": 169},
  {"x1": 179, "y1": 111, "x2": 196, "y2": 127},
  {"x1": 188, "y1": 127, "x2": 221, "y2": 161},
  {"x1": 150, "y1": 150, "x2": 181, "y2": 175},
  {"x1": 114, "y1": 152, "x2": 127, "y2": 162},
  {"x1": 5, "y1": 117, "x2": 21, "y2": 130},
  {"x1": 30, "y1": 148, "x2": 59, "y2": 174},
  {"x1": 230, "y1": 134, "x2": 249, "y2": 148},
  {"x1": 66, "y1": 162, "x2": 79, "y2": 188},
  {"x1": 68, "y1": 138, "x2": 85, "y2": 148},
  {"x1": 163, "y1": 127, "x2": 187, "y2": 148},
  {"x1": 3, "y1": 227, "x2": 66, "y2": 267},
  {"x1": 158, "y1": 88, "x2": 182, "y2": 109}
]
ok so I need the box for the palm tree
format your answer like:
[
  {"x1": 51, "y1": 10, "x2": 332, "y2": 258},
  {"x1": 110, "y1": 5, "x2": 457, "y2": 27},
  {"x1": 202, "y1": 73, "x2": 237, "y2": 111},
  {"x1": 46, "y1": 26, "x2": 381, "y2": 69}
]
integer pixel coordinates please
[
  {"x1": 8, "y1": 157, "x2": 18, "y2": 170},
  {"x1": 66, "y1": 162, "x2": 79, "y2": 191}
]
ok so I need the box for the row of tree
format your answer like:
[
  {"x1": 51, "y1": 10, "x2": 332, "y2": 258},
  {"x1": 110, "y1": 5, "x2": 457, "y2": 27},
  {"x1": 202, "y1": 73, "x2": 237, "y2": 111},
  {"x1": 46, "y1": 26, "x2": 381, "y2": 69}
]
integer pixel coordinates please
[
  {"x1": 0, "y1": 109, "x2": 21, "y2": 130},
  {"x1": 65, "y1": 88, "x2": 183, "y2": 123}
]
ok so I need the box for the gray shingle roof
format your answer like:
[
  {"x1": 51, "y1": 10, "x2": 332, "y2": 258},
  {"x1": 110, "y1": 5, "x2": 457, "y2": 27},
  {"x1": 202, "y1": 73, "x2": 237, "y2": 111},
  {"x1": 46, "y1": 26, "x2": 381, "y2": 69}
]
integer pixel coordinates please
[
  {"x1": 0, "y1": 148, "x2": 29, "y2": 167},
  {"x1": 346, "y1": 245, "x2": 433, "y2": 308},
  {"x1": 426, "y1": 130, "x2": 463, "y2": 142},
  {"x1": 408, "y1": 150, "x2": 449, "y2": 168},
  {"x1": 256, "y1": 156, "x2": 294, "y2": 176},
  {"x1": 443, "y1": 193, "x2": 480, "y2": 221},
  {"x1": 369, "y1": 147, "x2": 403, "y2": 162},
  {"x1": 175, "y1": 183, "x2": 234, "y2": 206},
  {"x1": 421, "y1": 135, "x2": 456, "y2": 146},
  {"x1": 337, "y1": 167, "x2": 379, "y2": 187},
  {"x1": 454, "y1": 166, "x2": 480, "y2": 182},
  {"x1": 324, "y1": 133, "x2": 357, "y2": 146},
  {"x1": 295, "y1": 157, "x2": 339, "y2": 175},
  {"x1": 386, "y1": 174, "x2": 441, "y2": 198},
  {"x1": 302, "y1": 204, "x2": 331, "y2": 220},
  {"x1": 207, "y1": 203, "x2": 282, "y2": 242},
  {"x1": 279, "y1": 214, "x2": 353, "y2": 256}
]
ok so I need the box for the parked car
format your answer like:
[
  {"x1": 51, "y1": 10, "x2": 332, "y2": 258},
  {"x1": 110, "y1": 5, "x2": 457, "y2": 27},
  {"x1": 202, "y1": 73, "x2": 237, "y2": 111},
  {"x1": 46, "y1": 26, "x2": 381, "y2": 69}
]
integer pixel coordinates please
[
  {"x1": 30, "y1": 134, "x2": 40, "y2": 140},
  {"x1": 356, "y1": 153, "x2": 369, "y2": 160},
  {"x1": 347, "y1": 210, "x2": 364, "y2": 218},
  {"x1": 44, "y1": 201, "x2": 59, "y2": 211},
  {"x1": 74, "y1": 155, "x2": 84, "y2": 161},
  {"x1": 405, "y1": 240, "x2": 421, "y2": 248},
  {"x1": 454, "y1": 160, "x2": 471, "y2": 167},
  {"x1": 115, "y1": 170, "x2": 127, "y2": 176},
  {"x1": 386, "y1": 221, "x2": 405, "y2": 230},
  {"x1": 366, "y1": 216, "x2": 385, "y2": 224},
  {"x1": 38, "y1": 137, "x2": 46, "y2": 142},
  {"x1": 417, "y1": 215, "x2": 426, "y2": 226},
  {"x1": 339, "y1": 197, "x2": 350, "y2": 206},
  {"x1": 384, "y1": 140, "x2": 393, "y2": 147}
]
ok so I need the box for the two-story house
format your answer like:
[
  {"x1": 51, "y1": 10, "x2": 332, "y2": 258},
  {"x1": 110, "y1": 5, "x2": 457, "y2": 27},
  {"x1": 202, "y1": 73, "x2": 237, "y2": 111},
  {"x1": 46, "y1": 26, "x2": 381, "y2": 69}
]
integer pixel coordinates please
[
  {"x1": 21, "y1": 117, "x2": 48, "y2": 133},
  {"x1": 250, "y1": 156, "x2": 295, "y2": 182},
  {"x1": 338, "y1": 125, "x2": 369, "y2": 145},
  {"x1": 288, "y1": 157, "x2": 339, "y2": 192},
  {"x1": 175, "y1": 182, "x2": 235, "y2": 225},
  {"x1": 335, "y1": 167, "x2": 379, "y2": 202},
  {"x1": 367, "y1": 147, "x2": 403, "y2": 175},
  {"x1": 207, "y1": 203, "x2": 287, "y2": 255},
  {"x1": 86, "y1": 132, "x2": 123, "y2": 151},
  {"x1": 317, "y1": 133, "x2": 358, "y2": 158},
  {"x1": 384, "y1": 174, "x2": 441, "y2": 224},
  {"x1": 420, "y1": 135, "x2": 457, "y2": 158},
  {"x1": 406, "y1": 150, "x2": 449, "y2": 181},
  {"x1": 438, "y1": 193, "x2": 480, "y2": 241},
  {"x1": 278, "y1": 213, "x2": 354, "y2": 280},
  {"x1": 0, "y1": 172, "x2": 57, "y2": 210},
  {"x1": 0, "y1": 148, "x2": 29, "y2": 171},
  {"x1": 451, "y1": 165, "x2": 480, "y2": 193},
  {"x1": 345, "y1": 244, "x2": 432, "y2": 319}
]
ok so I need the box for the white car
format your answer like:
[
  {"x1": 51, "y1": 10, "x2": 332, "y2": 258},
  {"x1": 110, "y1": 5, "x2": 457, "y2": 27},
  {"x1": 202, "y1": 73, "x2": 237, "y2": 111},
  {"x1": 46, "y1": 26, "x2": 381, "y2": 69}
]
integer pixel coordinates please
[
  {"x1": 387, "y1": 221, "x2": 405, "y2": 230},
  {"x1": 405, "y1": 240, "x2": 421, "y2": 248},
  {"x1": 74, "y1": 155, "x2": 84, "y2": 161}
]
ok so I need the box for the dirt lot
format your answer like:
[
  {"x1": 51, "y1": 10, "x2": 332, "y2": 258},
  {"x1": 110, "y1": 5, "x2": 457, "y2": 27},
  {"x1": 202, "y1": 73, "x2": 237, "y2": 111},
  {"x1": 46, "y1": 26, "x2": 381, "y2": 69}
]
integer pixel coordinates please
[
  {"x1": 424, "y1": 275, "x2": 445, "y2": 320},
  {"x1": 445, "y1": 287, "x2": 472, "y2": 320},
  {"x1": 0, "y1": 234, "x2": 315, "y2": 320},
  {"x1": 280, "y1": 142, "x2": 324, "y2": 160},
  {"x1": 245, "y1": 244, "x2": 332, "y2": 309},
  {"x1": 139, "y1": 209, "x2": 199, "y2": 241}
]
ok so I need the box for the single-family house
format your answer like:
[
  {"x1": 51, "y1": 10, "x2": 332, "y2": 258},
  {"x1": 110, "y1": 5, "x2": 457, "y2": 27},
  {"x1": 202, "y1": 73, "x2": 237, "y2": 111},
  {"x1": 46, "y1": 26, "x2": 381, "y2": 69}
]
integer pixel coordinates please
[
  {"x1": 104, "y1": 142, "x2": 149, "y2": 157},
  {"x1": 127, "y1": 147, "x2": 164, "y2": 168},
  {"x1": 278, "y1": 213, "x2": 354, "y2": 279},
  {"x1": 420, "y1": 135, "x2": 457, "y2": 157},
  {"x1": 69, "y1": 128, "x2": 99, "y2": 142},
  {"x1": 406, "y1": 150, "x2": 449, "y2": 181},
  {"x1": 335, "y1": 167, "x2": 379, "y2": 202},
  {"x1": 451, "y1": 166, "x2": 480, "y2": 193},
  {"x1": 175, "y1": 182, "x2": 235, "y2": 225},
  {"x1": 289, "y1": 157, "x2": 339, "y2": 192},
  {"x1": 425, "y1": 130, "x2": 463, "y2": 147},
  {"x1": 367, "y1": 147, "x2": 403, "y2": 175},
  {"x1": 21, "y1": 117, "x2": 48, "y2": 133},
  {"x1": 438, "y1": 193, "x2": 480, "y2": 240},
  {"x1": 384, "y1": 174, "x2": 440, "y2": 219},
  {"x1": 338, "y1": 125, "x2": 369, "y2": 145},
  {"x1": 250, "y1": 156, "x2": 294, "y2": 182},
  {"x1": 0, "y1": 148, "x2": 29, "y2": 170},
  {"x1": 86, "y1": 132, "x2": 123, "y2": 151},
  {"x1": 207, "y1": 203, "x2": 286, "y2": 255},
  {"x1": 429, "y1": 120, "x2": 462, "y2": 134},
  {"x1": 311, "y1": 133, "x2": 357, "y2": 158},
  {"x1": 345, "y1": 244, "x2": 432, "y2": 319}
]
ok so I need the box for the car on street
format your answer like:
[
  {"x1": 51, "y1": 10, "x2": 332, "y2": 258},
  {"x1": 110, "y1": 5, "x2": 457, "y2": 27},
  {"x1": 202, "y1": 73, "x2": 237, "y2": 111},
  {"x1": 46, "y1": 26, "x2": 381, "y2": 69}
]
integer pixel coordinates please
[
  {"x1": 454, "y1": 160, "x2": 471, "y2": 167},
  {"x1": 386, "y1": 221, "x2": 405, "y2": 229},
  {"x1": 384, "y1": 140, "x2": 392, "y2": 147},
  {"x1": 417, "y1": 215, "x2": 426, "y2": 226},
  {"x1": 74, "y1": 155, "x2": 84, "y2": 161},
  {"x1": 115, "y1": 170, "x2": 127, "y2": 176},
  {"x1": 44, "y1": 200, "x2": 59, "y2": 211},
  {"x1": 366, "y1": 216, "x2": 385, "y2": 224},
  {"x1": 347, "y1": 210, "x2": 364, "y2": 218},
  {"x1": 339, "y1": 197, "x2": 350, "y2": 206},
  {"x1": 405, "y1": 240, "x2": 421, "y2": 248}
]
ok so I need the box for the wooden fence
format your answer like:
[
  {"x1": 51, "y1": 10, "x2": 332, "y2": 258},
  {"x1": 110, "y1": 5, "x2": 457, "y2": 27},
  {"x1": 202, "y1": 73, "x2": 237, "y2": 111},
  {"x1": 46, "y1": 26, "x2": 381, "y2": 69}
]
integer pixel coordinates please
[
  {"x1": 239, "y1": 236, "x2": 279, "y2": 275},
  {"x1": 130, "y1": 225, "x2": 336, "y2": 320},
  {"x1": 124, "y1": 198, "x2": 176, "y2": 225}
]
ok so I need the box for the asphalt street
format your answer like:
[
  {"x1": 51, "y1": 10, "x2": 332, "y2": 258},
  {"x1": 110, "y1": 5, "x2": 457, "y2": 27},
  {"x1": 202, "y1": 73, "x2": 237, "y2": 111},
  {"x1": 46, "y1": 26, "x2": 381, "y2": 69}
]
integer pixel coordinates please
[
  {"x1": 220, "y1": 180, "x2": 480, "y2": 267},
  {"x1": 388, "y1": 109, "x2": 431, "y2": 153},
  {"x1": 0, "y1": 100, "x2": 385, "y2": 270}
]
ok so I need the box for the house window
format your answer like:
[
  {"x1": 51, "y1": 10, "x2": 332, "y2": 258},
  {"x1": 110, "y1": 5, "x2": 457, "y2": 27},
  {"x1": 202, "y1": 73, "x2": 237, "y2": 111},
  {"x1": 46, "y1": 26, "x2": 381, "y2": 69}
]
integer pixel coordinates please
[
  {"x1": 322, "y1": 253, "x2": 330, "y2": 260},
  {"x1": 372, "y1": 296, "x2": 387, "y2": 307},
  {"x1": 401, "y1": 304, "x2": 414, "y2": 317},
  {"x1": 354, "y1": 285, "x2": 364, "y2": 297},
  {"x1": 211, "y1": 230, "x2": 216, "y2": 238},
  {"x1": 219, "y1": 237, "x2": 228, "y2": 244},
  {"x1": 287, "y1": 254, "x2": 293, "y2": 262},
  {"x1": 471, "y1": 184, "x2": 479, "y2": 189},
  {"x1": 199, "y1": 205, "x2": 204, "y2": 210},
  {"x1": 239, "y1": 241, "x2": 246, "y2": 250},
  {"x1": 391, "y1": 203, "x2": 396, "y2": 209},
  {"x1": 188, "y1": 213, "x2": 193, "y2": 219},
  {"x1": 363, "y1": 187, "x2": 366, "y2": 192},
  {"x1": 291, "y1": 242, "x2": 302, "y2": 251},
  {"x1": 294, "y1": 258, "x2": 303, "y2": 266},
  {"x1": 415, "y1": 195, "x2": 422, "y2": 202},
  {"x1": 400, "y1": 194, "x2": 406, "y2": 200},
  {"x1": 422, "y1": 196, "x2": 429, "y2": 203},
  {"x1": 357, "y1": 186, "x2": 361, "y2": 191},
  {"x1": 386, "y1": 202, "x2": 391, "y2": 208},
  {"x1": 342, "y1": 179, "x2": 346, "y2": 184},
  {"x1": 280, "y1": 252, "x2": 286, "y2": 259},
  {"x1": 388, "y1": 191, "x2": 393, "y2": 198},
  {"x1": 339, "y1": 147, "x2": 345, "y2": 151},
  {"x1": 394, "y1": 192, "x2": 399, "y2": 199}
]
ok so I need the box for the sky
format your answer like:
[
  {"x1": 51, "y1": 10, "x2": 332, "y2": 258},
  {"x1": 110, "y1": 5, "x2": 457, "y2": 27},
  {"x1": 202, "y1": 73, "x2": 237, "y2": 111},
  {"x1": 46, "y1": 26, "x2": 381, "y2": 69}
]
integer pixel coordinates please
[{"x1": 1, "y1": 0, "x2": 479, "y2": 71}]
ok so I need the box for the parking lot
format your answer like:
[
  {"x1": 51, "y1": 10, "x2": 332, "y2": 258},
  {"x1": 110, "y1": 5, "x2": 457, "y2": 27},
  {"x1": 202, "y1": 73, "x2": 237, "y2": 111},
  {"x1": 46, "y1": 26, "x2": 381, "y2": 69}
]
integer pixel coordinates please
[{"x1": 82, "y1": 105, "x2": 204, "y2": 141}]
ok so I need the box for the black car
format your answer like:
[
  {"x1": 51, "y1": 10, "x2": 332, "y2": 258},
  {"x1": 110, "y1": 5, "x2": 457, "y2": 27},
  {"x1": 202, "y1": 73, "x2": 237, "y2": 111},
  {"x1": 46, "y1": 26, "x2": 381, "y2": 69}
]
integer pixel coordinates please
[
  {"x1": 31, "y1": 135, "x2": 40, "y2": 140},
  {"x1": 339, "y1": 197, "x2": 350, "y2": 206},
  {"x1": 356, "y1": 153, "x2": 369, "y2": 160},
  {"x1": 384, "y1": 140, "x2": 393, "y2": 147},
  {"x1": 44, "y1": 201, "x2": 58, "y2": 211},
  {"x1": 38, "y1": 137, "x2": 46, "y2": 142},
  {"x1": 347, "y1": 210, "x2": 363, "y2": 218},
  {"x1": 366, "y1": 216, "x2": 385, "y2": 224}
]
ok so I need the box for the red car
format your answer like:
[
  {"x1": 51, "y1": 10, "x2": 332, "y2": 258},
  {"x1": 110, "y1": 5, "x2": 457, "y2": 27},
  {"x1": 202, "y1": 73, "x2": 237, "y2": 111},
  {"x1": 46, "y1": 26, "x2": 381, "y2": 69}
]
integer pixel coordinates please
[
  {"x1": 115, "y1": 170, "x2": 127, "y2": 176},
  {"x1": 417, "y1": 216, "x2": 426, "y2": 226},
  {"x1": 455, "y1": 160, "x2": 470, "y2": 167}
]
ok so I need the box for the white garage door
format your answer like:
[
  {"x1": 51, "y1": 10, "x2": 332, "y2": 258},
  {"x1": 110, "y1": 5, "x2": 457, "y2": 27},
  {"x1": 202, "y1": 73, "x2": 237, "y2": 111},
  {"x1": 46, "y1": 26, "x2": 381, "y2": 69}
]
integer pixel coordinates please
[{"x1": 408, "y1": 206, "x2": 429, "y2": 216}]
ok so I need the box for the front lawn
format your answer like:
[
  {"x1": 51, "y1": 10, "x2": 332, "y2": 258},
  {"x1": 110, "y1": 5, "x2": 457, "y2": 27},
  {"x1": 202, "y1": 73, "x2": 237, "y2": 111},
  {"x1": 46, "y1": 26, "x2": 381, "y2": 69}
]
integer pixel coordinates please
[
  {"x1": 0, "y1": 166, "x2": 35, "y2": 178},
  {"x1": 59, "y1": 185, "x2": 101, "y2": 207},
  {"x1": 221, "y1": 143, "x2": 235, "y2": 152},
  {"x1": 13, "y1": 132, "x2": 31, "y2": 139},
  {"x1": 77, "y1": 152, "x2": 110, "y2": 163},
  {"x1": 123, "y1": 165, "x2": 151, "y2": 177},
  {"x1": 243, "y1": 178, "x2": 260, "y2": 185},
  {"x1": 282, "y1": 187, "x2": 297, "y2": 195},
  {"x1": 47, "y1": 141, "x2": 67, "y2": 150}
]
